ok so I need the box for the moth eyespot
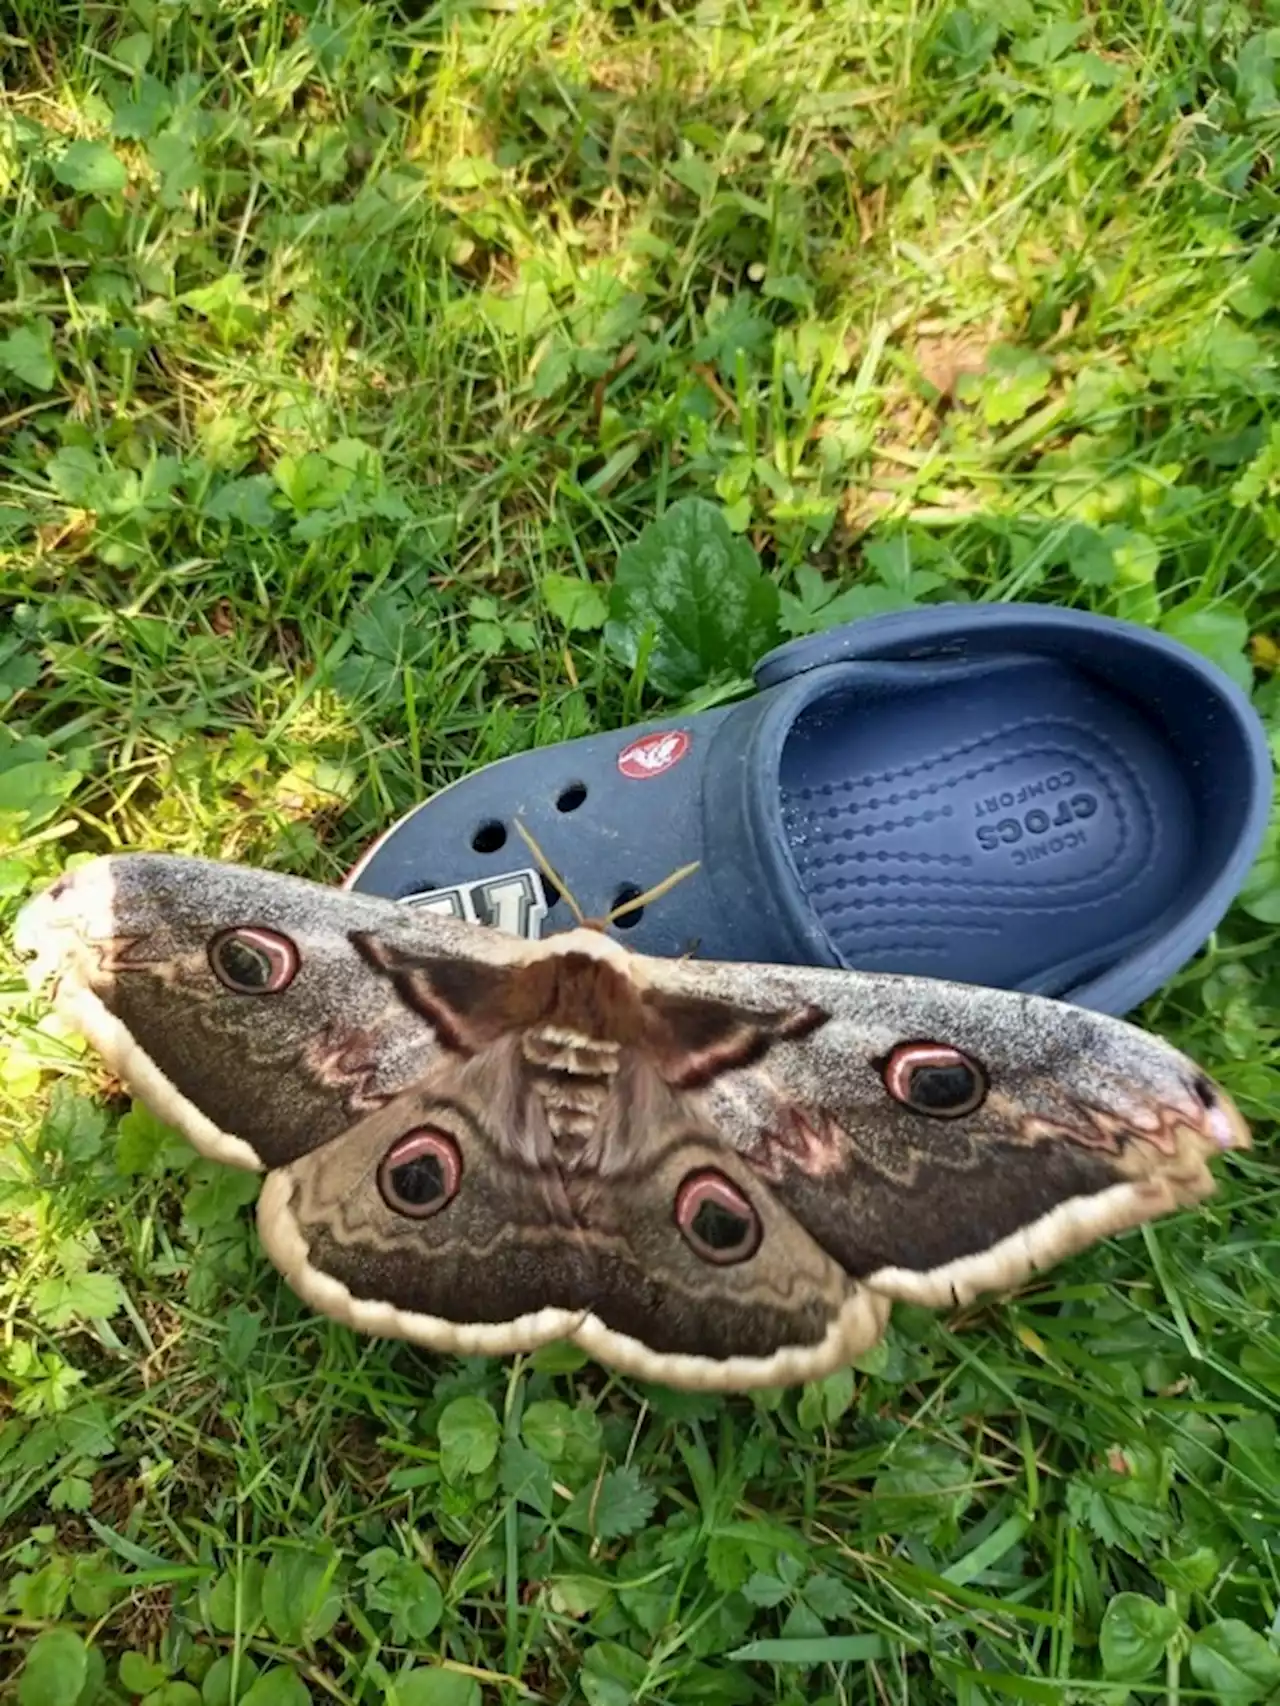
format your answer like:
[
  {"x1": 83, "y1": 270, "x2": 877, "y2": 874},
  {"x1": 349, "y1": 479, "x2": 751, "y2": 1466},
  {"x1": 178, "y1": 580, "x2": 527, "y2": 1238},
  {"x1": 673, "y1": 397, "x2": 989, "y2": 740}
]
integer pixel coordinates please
[
  {"x1": 882, "y1": 1042, "x2": 987, "y2": 1118},
  {"x1": 378, "y1": 1128, "x2": 462, "y2": 1219},
  {"x1": 1191, "y1": 1074, "x2": 1217, "y2": 1110},
  {"x1": 208, "y1": 927, "x2": 299, "y2": 994},
  {"x1": 675, "y1": 1170, "x2": 761, "y2": 1265}
]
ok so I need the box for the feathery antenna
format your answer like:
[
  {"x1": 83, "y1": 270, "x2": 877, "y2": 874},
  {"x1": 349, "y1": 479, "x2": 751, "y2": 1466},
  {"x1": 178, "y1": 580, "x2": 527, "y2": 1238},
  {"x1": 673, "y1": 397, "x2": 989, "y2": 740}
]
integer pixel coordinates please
[
  {"x1": 514, "y1": 819, "x2": 586, "y2": 926},
  {"x1": 514, "y1": 819, "x2": 699, "y2": 933},
  {"x1": 605, "y1": 862, "x2": 701, "y2": 924}
]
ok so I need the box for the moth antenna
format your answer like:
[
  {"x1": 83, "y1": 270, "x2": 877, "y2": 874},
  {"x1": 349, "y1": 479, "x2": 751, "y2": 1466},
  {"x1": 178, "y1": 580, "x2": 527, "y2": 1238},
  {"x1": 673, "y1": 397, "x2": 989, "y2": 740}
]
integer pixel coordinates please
[
  {"x1": 605, "y1": 862, "x2": 701, "y2": 925},
  {"x1": 513, "y1": 820, "x2": 587, "y2": 928},
  {"x1": 514, "y1": 821, "x2": 700, "y2": 933}
]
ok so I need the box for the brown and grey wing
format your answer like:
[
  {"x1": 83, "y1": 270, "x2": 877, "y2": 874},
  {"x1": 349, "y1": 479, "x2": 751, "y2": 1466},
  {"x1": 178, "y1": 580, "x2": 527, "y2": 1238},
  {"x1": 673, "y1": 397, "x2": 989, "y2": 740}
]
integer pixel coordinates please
[
  {"x1": 558, "y1": 1116, "x2": 889, "y2": 1392},
  {"x1": 255, "y1": 1046, "x2": 886, "y2": 1390},
  {"x1": 15, "y1": 854, "x2": 537, "y2": 1172},
  {"x1": 251, "y1": 1038, "x2": 887, "y2": 1391},
  {"x1": 631, "y1": 951, "x2": 1250, "y2": 1311},
  {"x1": 255, "y1": 1053, "x2": 602, "y2": 1357}
]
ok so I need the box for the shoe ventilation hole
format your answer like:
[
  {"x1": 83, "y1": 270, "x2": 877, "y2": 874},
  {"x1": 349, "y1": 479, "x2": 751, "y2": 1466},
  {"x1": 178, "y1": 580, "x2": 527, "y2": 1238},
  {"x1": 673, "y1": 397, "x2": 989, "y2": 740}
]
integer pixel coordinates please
[
  {"x1": 556, "y1": 782, "x2": 588, "y2": 813},
  {"x1": 472, "y1": 821, "x2": 507, "y2": 854},
  {"x1": 611, "y1": 885, "x2": 644, "y2": 929}
]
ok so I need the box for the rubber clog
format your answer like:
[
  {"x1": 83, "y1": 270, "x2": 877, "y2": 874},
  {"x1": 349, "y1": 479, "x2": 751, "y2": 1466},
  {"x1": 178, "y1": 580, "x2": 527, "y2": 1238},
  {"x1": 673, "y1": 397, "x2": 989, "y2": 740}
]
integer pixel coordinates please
[{"x1": 345, "y1": 604, "x2": 1273, "y2": 1015}]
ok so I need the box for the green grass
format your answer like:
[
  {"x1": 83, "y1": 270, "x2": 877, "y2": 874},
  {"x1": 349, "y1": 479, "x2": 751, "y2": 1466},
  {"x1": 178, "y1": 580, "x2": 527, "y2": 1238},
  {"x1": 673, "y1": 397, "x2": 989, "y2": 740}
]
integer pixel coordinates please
[{"x1": 2, "y1": 1, "x2": 1280, "y2": 1702}]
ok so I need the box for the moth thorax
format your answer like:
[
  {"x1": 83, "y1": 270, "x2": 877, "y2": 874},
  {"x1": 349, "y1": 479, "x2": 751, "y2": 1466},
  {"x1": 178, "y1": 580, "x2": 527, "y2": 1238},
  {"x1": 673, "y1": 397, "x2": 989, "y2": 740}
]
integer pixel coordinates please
[{"x1": 505, "y1": 953, "x2": 646, "y2": 1043}]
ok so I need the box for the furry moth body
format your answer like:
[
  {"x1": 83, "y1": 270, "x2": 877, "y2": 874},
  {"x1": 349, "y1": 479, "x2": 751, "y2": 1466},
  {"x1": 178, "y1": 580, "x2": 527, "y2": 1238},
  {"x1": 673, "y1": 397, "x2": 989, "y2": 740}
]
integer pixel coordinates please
[{"x1": 17, "y1": 855, "x2": 1249, "y2": 1391}]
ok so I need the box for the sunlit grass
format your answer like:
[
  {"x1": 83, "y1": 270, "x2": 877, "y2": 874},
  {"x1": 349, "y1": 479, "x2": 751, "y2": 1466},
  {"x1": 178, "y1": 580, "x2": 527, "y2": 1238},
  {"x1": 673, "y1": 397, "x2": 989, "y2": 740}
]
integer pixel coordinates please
[{"x1": 1, "y1": 2, "x2": 1278, "y2": 1703}]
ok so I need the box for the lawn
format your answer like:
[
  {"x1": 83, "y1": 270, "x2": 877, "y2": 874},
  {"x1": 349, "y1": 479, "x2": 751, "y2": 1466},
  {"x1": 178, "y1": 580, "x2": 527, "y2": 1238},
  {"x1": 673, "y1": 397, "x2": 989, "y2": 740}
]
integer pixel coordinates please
[{"x1": 2, "y1": 1, "x2": 1280, "y2": 1703}]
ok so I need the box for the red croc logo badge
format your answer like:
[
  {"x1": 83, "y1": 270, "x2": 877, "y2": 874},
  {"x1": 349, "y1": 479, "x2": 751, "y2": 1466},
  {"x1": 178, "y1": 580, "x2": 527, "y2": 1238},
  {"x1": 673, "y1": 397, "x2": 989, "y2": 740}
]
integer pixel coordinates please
[{"x1": 617, "y1": 730, "x2": 691, "y2": 780}]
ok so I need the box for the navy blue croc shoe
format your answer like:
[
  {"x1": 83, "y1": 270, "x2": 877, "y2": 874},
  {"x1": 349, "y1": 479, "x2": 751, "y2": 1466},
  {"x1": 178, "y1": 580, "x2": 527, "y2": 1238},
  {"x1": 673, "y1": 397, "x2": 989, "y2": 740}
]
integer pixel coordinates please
[{"x1": 345, "y1": 604, "x2": 1273, "y2": 1016}]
